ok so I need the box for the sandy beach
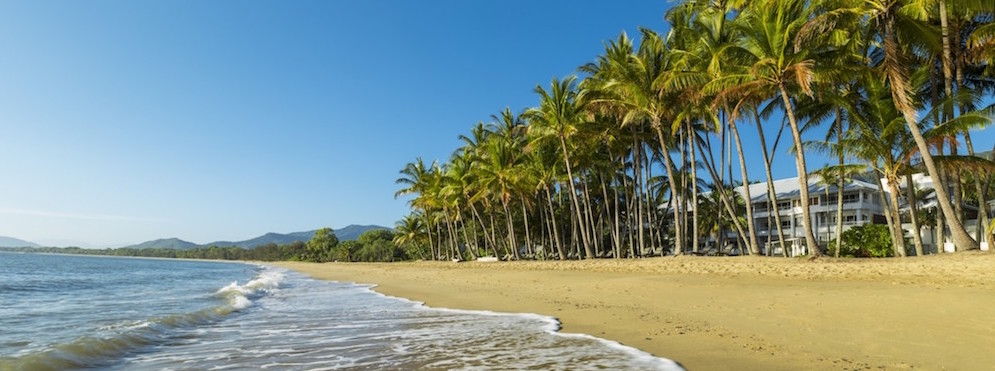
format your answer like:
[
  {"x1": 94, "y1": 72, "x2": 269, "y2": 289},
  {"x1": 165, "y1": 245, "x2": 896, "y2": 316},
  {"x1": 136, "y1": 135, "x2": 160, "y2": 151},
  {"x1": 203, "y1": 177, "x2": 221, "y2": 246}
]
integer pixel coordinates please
[{"x1": 275, "y1": 252, "x2": 995, "y2": 370}]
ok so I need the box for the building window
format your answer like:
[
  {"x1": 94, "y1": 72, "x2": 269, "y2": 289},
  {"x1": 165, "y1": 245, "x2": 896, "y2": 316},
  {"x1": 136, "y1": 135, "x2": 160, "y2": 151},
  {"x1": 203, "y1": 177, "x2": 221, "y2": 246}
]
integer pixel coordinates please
[
  {"x1": 810, "y1": 197, "x2": 819, "y2": 205},
  {"x1": 781, "y1": 220, "x2": 792, "y2": 228},
  {"x1": 842, "y1": 193, "x2": 860, "y2": 204},
  {"x1": 777, "y1": 201, "x2": 792, "y2": 210}
]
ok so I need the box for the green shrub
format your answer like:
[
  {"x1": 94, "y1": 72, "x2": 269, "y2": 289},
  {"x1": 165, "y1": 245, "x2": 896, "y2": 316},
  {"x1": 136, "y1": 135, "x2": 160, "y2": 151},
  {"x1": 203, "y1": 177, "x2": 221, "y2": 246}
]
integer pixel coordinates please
[{"x1": 831, "y1": 224, "x2": 894, "y2": 258}]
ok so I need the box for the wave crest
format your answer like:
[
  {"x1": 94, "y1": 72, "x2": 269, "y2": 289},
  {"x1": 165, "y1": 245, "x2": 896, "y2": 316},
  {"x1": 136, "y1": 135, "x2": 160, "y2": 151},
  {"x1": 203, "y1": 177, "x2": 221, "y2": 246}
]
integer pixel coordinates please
[{"x1": 215, "y1": 269, "x2": 284, "y2": 310}]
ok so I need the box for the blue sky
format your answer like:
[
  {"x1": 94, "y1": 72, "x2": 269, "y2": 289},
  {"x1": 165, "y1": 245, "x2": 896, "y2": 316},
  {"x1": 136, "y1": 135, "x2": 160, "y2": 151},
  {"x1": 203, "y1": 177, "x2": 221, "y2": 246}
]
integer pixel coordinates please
[{"x1": 0, "y1": 1, "x2": 992, "y2": 247}]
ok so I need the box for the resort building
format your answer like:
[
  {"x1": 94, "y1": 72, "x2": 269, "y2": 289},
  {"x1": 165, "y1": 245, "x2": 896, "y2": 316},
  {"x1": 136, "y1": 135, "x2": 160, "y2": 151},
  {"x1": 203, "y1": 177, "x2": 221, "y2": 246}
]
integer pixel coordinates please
[
  {"x1": 738, "y1": 176, "x2": 888, "y2": 256},
  {"x1": 710, "y1": 171, "x2": 995, "y2": 256}
]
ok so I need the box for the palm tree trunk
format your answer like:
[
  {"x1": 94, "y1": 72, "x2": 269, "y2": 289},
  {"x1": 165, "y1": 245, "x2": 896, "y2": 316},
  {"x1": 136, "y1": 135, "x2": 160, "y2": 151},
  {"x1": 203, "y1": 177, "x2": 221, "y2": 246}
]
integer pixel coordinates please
[
  {"x1": 520, "y1": 201, "x2": 532, "y2": 258},
  {"x1": 502, "y1": 200, "x2": 519, "y2": 260},
  {"x1": 653, "y1": 123, "x2": 684, "y2": 255},
  {"x1": 962, "y1": 131, "x2": 988, "y2": 241},
  {"x1": 443, "y1": 208, "x2": 459, "y2": 260},
  {"x1": 544, "y1": 185, "x2": 565, "y2": 260},
  {"x1": 558, "y1": 135, "x2": 593, "y2": 258},
  {"x1": 689, "y1": 121, "x2": 701, "y2": 254},
  {"x1": 835, "y1": 174, "x2": 845, "y2": 258},
  {"x1": 643, "y1": 144, "x2": 656, "y2": 255},
  {"x1": 469, "y1": 202, "x2": 491, "y2": 257},
  {"x1": 645, "y1": 154, "x2": 660, "y2": 254},
  {"x1": 623, "y1": 166, "x2": 637, "y2": 257},
  {"x1": 582, "y1": 177, "x2": 600, "y2": 257},
  {"x1": 600, "y1": 172, "x2": 620, "y2": 258},
  {"x1": 885, "y1": 177, "x2": 908, "y2": 257},
  {"x1": 540, "y1": 196, "x2": 553, "y2": 259},
  {"x1": 694, "y1": 136, "x2": 750, "y2": 250},
  {"x1": 633, "y1": 135, "x2": 647, "y2": 256},
  {"x1": 906, "y1": 171, "x2": 925, "y2": 256},
  {"x1": 488, "y1": 212, "x2": 501, "y2": 258},
  {"x1": 613, "y1": 173, "x2": 623, "y2": 258},
  {"x1": 728, "y1": 113, "x2": 760, "y2": 255},
  {"x1": 834, "y1": 110, "x2": 846, "y2": 258},
  {"x1": 778, "y1": 84, "x2": 821, "y2": 256},
  {"x1": 425, "y1": 215, "x2": 436, "y2": 261},
  {"x1": 458, "y1": 212, "x2": 475, "y2": 260},
  {"x1": 754, "y1": 110, "x2": 788, "y2": 255}
]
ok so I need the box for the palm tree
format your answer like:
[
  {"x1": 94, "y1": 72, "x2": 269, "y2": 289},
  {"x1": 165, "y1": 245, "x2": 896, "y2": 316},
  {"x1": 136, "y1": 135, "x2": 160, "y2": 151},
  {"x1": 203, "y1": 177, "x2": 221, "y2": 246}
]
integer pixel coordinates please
[
  {"x1": 474, "y1": 118, "x2": 528, "y2": 260},
  {"x1": 394, "y1": 213, "x2": 428, "y2": 260},
  {"x1": 861, "y1": 0, "x2": 978, "y2": 250},
  {"x1": 524, "y1": 76, "x2": 595, "y2": 259},
  {"x1": 711, "y1": 0, "x2": 824, "y2": 256},
  {"x1": 395, "y1": 158, "x2": 443, "y2": 260},
  {"x1": 583, "y1": 29, "x2": 688, "y2": 256}
]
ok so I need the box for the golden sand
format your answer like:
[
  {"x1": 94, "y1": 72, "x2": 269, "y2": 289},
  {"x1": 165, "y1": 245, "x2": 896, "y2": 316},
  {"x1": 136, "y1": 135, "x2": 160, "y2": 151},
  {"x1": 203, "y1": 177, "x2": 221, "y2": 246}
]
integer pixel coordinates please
[{"x1": 275, "y1": 252, "x2": 995, "y2": 370}]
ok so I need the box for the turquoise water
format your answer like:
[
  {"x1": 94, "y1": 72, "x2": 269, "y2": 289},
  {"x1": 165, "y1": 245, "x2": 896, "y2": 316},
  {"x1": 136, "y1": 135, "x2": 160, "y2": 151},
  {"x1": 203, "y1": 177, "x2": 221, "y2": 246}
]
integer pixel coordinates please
[{"x1": 0, "y1": 252, "x2": 682, "y2": 370}]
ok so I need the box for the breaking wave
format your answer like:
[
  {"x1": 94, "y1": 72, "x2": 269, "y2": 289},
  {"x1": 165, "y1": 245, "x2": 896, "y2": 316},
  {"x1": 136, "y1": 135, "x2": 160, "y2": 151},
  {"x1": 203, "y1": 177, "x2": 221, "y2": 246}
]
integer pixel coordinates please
[{"x1": 0, "y1": 266, "x2": 284, "y2": 370}]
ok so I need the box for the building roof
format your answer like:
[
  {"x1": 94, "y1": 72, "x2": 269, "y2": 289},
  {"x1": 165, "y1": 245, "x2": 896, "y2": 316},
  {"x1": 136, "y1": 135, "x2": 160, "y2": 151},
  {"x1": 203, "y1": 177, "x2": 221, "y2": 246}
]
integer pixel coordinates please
[
  {"x1": 738, "y1": 175, "x2": 881, "y2": 204},
  {"x1": 659, "y1": 175, "x2": 882, "y2": 211}
]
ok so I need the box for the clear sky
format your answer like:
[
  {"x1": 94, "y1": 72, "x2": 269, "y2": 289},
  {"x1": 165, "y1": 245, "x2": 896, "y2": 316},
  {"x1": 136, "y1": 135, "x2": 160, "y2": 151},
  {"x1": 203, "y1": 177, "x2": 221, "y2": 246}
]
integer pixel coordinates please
[{"x1": 1, "y1": 1, "x2": 992, "y2": 247}]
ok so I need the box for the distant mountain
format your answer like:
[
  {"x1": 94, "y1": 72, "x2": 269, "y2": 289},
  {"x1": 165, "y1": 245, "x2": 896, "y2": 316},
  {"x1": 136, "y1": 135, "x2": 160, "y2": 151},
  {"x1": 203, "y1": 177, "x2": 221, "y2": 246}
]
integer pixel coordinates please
[
  {"x1": 333, "y1": 224, "x2": 387, "y2": 241},
  {"x1": 125, "y1": 238, "x2": 199, "y2": 250},
  {"x1": 129, "y1": 225, "x2": 390, "y2": 250},
  {"x1": 206, "y1": 232, "x2": 312, "y2": 248},
  {"x1": 0, "y1": 236, "x2": 40, "y2": 248}
]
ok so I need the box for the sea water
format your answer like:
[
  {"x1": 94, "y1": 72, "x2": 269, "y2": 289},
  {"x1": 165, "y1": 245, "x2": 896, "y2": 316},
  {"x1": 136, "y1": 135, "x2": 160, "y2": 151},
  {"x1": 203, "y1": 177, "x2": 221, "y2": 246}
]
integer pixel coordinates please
[{"x1": 0, "y1": 252, "x2": 682, "y2": 370}]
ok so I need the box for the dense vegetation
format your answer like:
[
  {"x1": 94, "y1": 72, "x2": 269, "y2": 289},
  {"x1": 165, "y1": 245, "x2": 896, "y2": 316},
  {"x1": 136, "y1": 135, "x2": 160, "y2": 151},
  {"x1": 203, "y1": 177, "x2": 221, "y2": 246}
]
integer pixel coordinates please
[
  {"x1": 0, "y1": 228, "x2": 407, "y2": 263},
  {"x1": 831, "y1": 224, "x2": 896, "y2": 258},
  {"x1": 395, "y1": 0, "x2": 995, "y2": 260}
]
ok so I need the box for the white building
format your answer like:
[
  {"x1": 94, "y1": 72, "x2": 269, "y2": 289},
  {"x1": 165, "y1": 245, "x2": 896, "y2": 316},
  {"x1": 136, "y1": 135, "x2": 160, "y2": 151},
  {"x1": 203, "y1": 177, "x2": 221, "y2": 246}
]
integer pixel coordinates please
[{"x1": 739, "y1": 176, "x2": 887, "y2": 256}]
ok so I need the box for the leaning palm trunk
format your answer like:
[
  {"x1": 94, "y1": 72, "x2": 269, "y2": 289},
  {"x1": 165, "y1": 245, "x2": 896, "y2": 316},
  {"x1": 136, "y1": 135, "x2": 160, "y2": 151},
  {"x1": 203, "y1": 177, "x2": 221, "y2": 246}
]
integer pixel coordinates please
[
  {"x1": 456, "y1": 211, "x2": 476, "y2": 260},
  {"x1": 502, "y1": 199, "x2": 519, "y2": 260},
  {"x1": 778, "y1": 84, "x2": 821, "y2": 256},
  {"x1": 882, "y1": 17, "x2": 977, "y2": 251},
  {"x1": 443, "y1": 208, "x2": 460, "y2": 260},
  {"x1": 754, "y1": 111, "x2": 788, "y2": 255},
  {"x1": 653, "y1": 122, "x2": 684, "y2": 255},
  {"x1": 885, "y1": 177, "x2": 908, "y2": 257},
  {"x1": 728, "y1": 114, "x2": 760, "y2": 255},
  {"x1": 694, "y1": 137, "x2": 750, "y2": 249},
  {"x1": 469, "y1": 202, "x2": 493, "y2": 257},
  {"x1": 906, "y1": 172, "x2": 925, "y2": 256}
]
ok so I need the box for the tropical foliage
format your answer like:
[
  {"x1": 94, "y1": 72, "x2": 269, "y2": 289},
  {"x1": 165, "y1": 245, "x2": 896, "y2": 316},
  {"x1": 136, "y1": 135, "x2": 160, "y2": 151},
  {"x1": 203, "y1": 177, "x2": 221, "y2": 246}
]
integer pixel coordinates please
[{"x1": 396, "y1": 0, "x2": 995, "y2": 260}]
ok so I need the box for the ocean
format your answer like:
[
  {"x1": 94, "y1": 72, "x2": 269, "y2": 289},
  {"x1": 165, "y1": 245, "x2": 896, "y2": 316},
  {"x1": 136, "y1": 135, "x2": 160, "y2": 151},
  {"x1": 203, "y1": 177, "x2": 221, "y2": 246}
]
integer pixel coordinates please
[{"x1": 0, "y1": 252, "x2": 682, "y2": 370}]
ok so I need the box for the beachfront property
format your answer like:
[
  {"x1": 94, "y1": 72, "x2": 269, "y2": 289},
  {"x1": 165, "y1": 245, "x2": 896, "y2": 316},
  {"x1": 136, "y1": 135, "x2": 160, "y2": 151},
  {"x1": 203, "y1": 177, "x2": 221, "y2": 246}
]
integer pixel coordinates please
[
  {"x1": 737, "y1": 176, "x2": 887, "y2": 256},
  {"x1": 698, "y1": 171, "x2": 995, "y2": 256}
]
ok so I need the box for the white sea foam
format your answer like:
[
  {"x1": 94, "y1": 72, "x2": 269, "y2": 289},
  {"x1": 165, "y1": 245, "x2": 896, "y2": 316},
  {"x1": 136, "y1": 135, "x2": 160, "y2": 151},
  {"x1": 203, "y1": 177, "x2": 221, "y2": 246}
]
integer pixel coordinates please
[
  {"x1": 117, "y1": 269, "x2": 684, "y2": 371},
  {"x1": 214, "y1": 268, "x2": 285, "y2": 311},
  {"x1": 361, "y1": 284, "x2": 683, "y2": 369}
]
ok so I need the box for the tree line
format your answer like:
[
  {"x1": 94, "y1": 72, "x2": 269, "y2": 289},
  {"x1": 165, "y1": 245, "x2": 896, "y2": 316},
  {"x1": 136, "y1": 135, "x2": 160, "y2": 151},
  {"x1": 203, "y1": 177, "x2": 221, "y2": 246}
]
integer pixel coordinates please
[
  {"x1": 0, "y1": 228, "x2": 407, "y2": 263},
  {"x1": 394, "y1": 0, "x2": 995, "y2": 261}
]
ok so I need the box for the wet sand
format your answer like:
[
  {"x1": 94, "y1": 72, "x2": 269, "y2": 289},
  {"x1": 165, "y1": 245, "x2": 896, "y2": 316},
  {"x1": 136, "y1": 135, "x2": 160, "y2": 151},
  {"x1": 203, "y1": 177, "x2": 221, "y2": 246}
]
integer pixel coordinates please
[{"x1": 275, "y1": 252, "x2": 995, "y2": 370}]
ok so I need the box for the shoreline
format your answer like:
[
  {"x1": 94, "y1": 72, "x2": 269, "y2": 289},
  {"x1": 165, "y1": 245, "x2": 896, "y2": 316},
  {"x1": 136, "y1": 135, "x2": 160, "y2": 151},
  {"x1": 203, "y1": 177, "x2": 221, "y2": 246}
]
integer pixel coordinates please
[{"x1": 275, "y1": 253, "x2": 995, "y2": 370}]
